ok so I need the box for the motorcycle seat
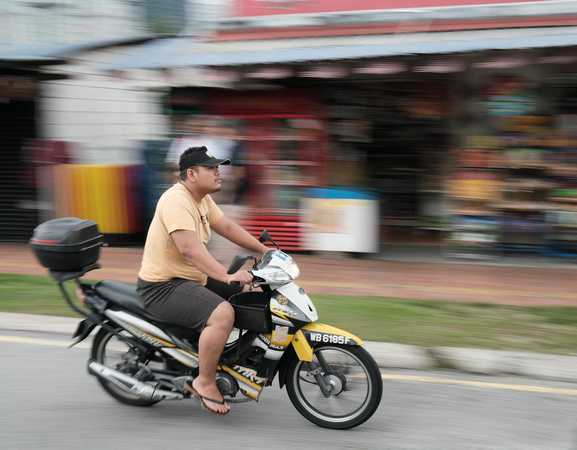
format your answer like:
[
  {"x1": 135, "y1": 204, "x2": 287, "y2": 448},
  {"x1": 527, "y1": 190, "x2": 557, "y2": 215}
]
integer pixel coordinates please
[
  {"x1": 95, "y1": 280, "x2": 158, "y2": 322},
  {"x1": 94, "y1": 280, "x2": 200, "y2": 343}
]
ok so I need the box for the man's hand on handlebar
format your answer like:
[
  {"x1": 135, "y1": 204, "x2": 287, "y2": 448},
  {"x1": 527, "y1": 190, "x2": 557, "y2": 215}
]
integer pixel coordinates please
[{"x1": 226, "y1": 270, "x2": 253, "y2": 287}]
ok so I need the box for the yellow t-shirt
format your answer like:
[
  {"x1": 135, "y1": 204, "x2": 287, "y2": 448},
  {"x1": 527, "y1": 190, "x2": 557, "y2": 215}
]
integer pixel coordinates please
[{"x1": 138, "y1": 183, "x2": 224, "y2": 284}]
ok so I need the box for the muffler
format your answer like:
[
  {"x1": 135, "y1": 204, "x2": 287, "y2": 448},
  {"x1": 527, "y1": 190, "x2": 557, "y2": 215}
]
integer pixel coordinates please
[{"x1": 87, "y1": 359, "x2": 184, "y2": 401}]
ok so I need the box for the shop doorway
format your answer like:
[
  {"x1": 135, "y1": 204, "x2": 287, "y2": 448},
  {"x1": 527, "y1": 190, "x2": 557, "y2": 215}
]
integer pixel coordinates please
[
  {"x1": 325, "y1": 80, "x2": 455, "y2": 246},
  {"x1": 0, "y1": 99, "x2": 38, "y2": 241}
]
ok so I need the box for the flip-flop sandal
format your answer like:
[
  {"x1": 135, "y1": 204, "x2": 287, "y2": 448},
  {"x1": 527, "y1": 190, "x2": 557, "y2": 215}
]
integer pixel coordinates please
[{"x1": 184, "y1": 381, "x2": 229, "y2": 416}]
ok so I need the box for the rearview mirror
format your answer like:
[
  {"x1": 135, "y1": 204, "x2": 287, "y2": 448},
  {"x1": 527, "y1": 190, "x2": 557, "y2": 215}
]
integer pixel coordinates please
[
  {"x1": 259, "y1": 229, "x2": 279, "y2": 250},
  {"x1": 227, "y1": 254, "x2": 254, "y2": 274},
  {"x1": 259, "y1": 230, "x2": 271, "y2": 244}
]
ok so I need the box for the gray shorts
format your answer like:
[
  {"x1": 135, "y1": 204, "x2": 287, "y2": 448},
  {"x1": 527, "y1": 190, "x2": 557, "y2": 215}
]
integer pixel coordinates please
[{"x1": 136, "y1": 277, "x2": 242, "y2": 332}]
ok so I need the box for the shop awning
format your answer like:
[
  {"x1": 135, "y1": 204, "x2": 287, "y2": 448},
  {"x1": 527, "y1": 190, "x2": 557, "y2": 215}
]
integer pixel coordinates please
[
  {"x1": 0, "y1": 37, "x2": 154, "y2": 67},
  {"x1": 102, "y1": 26, "x2": 577, "y2": 71}
]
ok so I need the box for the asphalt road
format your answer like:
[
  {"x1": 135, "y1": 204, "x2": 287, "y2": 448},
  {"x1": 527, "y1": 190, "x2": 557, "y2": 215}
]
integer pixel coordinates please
[{"x1": 2, "y1": 329, "x2": 577, "y2": 449}]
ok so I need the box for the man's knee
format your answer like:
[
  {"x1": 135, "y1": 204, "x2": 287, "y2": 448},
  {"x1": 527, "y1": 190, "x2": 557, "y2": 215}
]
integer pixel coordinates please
[{"x1": 208, "y1": 301, "x2": 235, "y2": 328}]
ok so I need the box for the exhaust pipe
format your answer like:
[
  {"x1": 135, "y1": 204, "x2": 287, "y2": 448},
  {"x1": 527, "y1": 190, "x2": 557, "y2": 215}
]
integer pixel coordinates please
[{"x1": 87, "y1": 359, "x2": 184, "y2": 401}]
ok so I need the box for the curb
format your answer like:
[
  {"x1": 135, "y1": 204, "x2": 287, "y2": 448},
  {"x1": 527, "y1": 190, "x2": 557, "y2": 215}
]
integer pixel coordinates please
[
  {"x1": 364, "y1": 342, "x2": 577, "y2": 383},
  {"x1": 2, "y1": 312, "x2": 577, "y2": 383}
]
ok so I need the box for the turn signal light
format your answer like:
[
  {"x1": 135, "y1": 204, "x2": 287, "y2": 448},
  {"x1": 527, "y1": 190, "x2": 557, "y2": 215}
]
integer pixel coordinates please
[{"x1": 75, "y1": 285, "x2": 86, "y2": 305}]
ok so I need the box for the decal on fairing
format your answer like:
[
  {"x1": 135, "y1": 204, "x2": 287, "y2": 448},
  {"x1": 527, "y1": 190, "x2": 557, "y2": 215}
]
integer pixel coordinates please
[
  {"x1": 222, "y1": 365, "x2": 267, "y2": 396},
  {"x1": 275, "y1": 294, "x2": 289, "y2": 305},
  {"x1": 106, "y1": 310, "x2": 176, "y2": 346},
  {"x1": 271, "y1": 294, "x2": 308, "y2": 322},
  {"x1": 162, "y1": 348, "x2": 199, "y2": 368},
  {"x1": 258, "y1": 333, "x2": 272, "y2": 346},
  {"x1": 275, "y1": 250, "x2": 289, "y2": 261},
  {"x1": 273, "y1": 326, "x2": 289, "y2": 343},
  {"x1": 270, "y1": 303, "x2": 298, "y2": 320},
  {"x1": 232, "y1": 366, "x2": 267, "y2": 386},
  {"x1": 259, "y1": 333, "x2": 286, "y2": 350},
  {"x1": 124, "y1": 323, "x2": 175, "y2": 347},
  {"x1": 221, "y1": 366, "x2": 263, "y2": 400}
]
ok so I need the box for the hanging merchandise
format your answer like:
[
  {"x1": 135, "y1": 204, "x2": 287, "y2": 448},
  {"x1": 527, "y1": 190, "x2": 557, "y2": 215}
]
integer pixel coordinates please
[
  {"x1": 479, "y1": 75, "x2": 537, "y2": 116},
  {"x1": 190, "y1": 89, "x2": 330, "y2": 251},
  {"x1": 545, "y1": 133, "x2": 577, "y2": 257},
  {"x1": 443, "y1": 137, "x2": 503, "y2": 260}
]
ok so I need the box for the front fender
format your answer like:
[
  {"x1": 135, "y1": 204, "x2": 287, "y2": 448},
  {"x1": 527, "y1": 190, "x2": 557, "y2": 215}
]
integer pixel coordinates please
[{"x1": 291, "y1": 323, "x2": 364, "y2": 362}]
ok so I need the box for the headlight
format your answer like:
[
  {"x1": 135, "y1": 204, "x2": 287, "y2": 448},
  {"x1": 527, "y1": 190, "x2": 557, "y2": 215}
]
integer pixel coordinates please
[
  {"x1": 281, "y1": 258, "x2": 300, "y2": 280},
  {"x1": 270, "y1": 271, "x2": 293, "y2": 282},
  {"x1": 260, "y1": 251, "x2": 301, "y2": 283}
]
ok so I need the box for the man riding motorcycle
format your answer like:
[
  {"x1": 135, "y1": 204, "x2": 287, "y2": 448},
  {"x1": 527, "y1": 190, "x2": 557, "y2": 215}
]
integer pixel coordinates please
[{"x1": 136, "y1": 146, "x2": 269, "y2": 415}]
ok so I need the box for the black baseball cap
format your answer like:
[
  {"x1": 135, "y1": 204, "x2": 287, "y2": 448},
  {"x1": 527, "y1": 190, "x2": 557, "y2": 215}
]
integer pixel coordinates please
[{"x1": 179, "y1": 147, "x2": 231, "y2": 172}]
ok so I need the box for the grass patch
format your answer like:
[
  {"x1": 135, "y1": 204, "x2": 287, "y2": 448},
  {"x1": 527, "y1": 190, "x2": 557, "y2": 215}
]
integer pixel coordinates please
[
  {"x1": 2, "y1": 274, "x2": 577, "y2": 355},
  {"x1": 312, "y1": 295, "x2": 577, "y2": 355},
  {"x1": 0, "y1": 274, "x2": 92, "y2": 318}
]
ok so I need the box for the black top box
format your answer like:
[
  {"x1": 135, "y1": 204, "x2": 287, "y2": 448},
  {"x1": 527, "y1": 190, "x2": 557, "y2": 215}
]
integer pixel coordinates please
[{"x1": 30, "y1": 217, "x2": 104, "y2": 272}]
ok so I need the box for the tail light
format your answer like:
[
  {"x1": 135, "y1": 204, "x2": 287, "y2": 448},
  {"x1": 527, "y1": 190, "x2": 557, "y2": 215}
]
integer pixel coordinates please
[{"x1": 75, "y1": 285, "x2": 86, "y2": 305}]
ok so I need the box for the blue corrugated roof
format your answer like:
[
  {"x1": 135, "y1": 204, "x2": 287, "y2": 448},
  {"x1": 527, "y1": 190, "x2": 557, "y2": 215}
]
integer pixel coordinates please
[
  {"x1": 101, "y1": 27, "x2": 577, "y2": 70},
  {"x1": 0, "y1": 37, "x2": 154, "y2": 64}
]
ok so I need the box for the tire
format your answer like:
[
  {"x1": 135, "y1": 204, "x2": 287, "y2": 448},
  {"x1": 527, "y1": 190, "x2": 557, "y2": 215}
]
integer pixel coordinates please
[
  {"x1": 91, "y1": 324, "x2": 165, "y2": 407},
  {"x1": 286, "y1": 344, "x2": 382, "y2": 429}
]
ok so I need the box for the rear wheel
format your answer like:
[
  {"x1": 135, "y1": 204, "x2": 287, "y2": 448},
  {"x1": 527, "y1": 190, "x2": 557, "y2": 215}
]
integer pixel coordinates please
[
  {"x1": 91, "y1": 324, "x2": 166, "y2": 406},
  {"x1": 286, "y1": 344, "x2": 382, "y2": 429}
]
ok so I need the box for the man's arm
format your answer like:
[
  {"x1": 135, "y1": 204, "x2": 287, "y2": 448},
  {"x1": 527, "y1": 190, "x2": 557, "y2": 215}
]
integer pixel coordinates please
[
  {"x1": 211, "y1": 215, "x2": 269, "y2": 255},
  {"x1": 171, "y1": 229, "x2": 254, "y2": 286}
]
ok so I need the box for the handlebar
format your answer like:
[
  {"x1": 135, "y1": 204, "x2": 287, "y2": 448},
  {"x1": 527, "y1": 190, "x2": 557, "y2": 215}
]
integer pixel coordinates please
[{"x1": 229, "y1": 270, "x2": 254, "y2": 287}]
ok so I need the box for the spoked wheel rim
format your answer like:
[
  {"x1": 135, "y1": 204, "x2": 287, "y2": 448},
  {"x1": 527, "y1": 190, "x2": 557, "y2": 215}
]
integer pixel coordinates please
[
  {"x1": 286, "y1": 345, "x2": 382, "y2": 428},
  {"x1": 92, "y1": 326, "x2": 167, "y2": 404}
]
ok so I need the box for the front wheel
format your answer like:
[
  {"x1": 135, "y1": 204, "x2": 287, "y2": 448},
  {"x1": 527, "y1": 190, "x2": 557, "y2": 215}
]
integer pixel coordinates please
[{"x1": 285, "y1": 344, "x2": 382, "y2": 429}]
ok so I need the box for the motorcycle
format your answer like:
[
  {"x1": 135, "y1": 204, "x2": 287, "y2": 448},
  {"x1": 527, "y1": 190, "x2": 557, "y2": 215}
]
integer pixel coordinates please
[{"x1": 30, "y1": 217, "x2": 382, "y2": 429}]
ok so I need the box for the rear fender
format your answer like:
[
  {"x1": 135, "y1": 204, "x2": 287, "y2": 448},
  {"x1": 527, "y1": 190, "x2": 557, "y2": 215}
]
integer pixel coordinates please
[
  {"x1": 291, "y1": 323, "x2": 363, "y2": 362},
  {"x1": 70, "y1": 314, "x2": 102, "y2": 347}
]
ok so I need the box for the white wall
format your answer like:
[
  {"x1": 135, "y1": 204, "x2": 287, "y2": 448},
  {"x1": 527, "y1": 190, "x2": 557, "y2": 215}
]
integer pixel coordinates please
[
  {"x1": 38, "y1": 46, "x2": 171, "y2": 165},
  {"x1": 3, "y1": 0, "x2": 146, "y2": 45}
]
